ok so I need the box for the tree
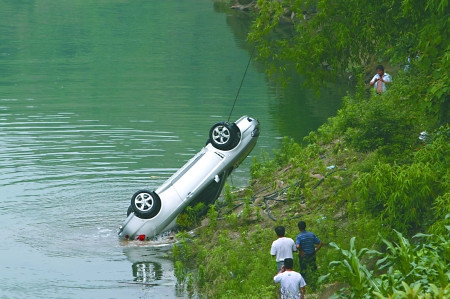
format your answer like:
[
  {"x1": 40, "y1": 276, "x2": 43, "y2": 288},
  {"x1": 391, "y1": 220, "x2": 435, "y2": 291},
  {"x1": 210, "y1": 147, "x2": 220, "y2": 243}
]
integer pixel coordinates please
[{"x1": 249, "y1": 0, "x2": 448, "y2": 122}]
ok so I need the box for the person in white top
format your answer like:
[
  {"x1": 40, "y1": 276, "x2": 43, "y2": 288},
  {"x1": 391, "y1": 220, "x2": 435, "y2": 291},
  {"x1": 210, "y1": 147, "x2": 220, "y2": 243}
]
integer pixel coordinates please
[
  {"x1": 274, "y1": 258, "x2": 307, "y2": 299},
  {"x1": 271, "y1": 226, "x2": 297, "y2": 271},
  {"x1": 370, "y1": 64, "x2": 392, "y2": 93}
]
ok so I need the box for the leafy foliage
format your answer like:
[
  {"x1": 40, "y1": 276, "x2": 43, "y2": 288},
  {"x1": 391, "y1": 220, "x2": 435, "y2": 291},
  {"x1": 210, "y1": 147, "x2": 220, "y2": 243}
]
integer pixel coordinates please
[
  {"x1": 323, "y1": 228, "x2": 450, "y2": 298},
  {"x1": 249, "y1": 0, "x2": 449, "y2": 123},
  {"x1": 354, "y1": 134, "x2": 448, "y2": 235},
  {"x1": 176, "y1": 202, "x2": 206, "y2": 229},
  {"x1": 173, "y1": 227, "x2": 277, "y2": 298},
  {"x1": 336, "y1": 96, "x2": 417, "y2": 155},
  {"x1": 322, "y1": 237, "x2": 381, "y2": 298},
  {"x1": 169, "y1": 1, "x2": 449, "y2": 297}
]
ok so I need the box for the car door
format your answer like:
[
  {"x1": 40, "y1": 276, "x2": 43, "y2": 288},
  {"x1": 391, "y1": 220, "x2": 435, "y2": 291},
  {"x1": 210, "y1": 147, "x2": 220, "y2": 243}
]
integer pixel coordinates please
[{"x1": 171, "y1": 149, "x2": 224, "y2": 201}]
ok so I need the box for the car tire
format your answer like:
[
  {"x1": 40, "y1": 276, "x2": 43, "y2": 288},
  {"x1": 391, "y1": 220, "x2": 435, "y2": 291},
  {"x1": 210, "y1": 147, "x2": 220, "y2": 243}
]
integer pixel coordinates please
[
  {"x1": 209, "y1": 122, "x2": 240, "y2": 150},
  {"x1": 131, "y1": 190, "x2": 161, "y2": 219}
]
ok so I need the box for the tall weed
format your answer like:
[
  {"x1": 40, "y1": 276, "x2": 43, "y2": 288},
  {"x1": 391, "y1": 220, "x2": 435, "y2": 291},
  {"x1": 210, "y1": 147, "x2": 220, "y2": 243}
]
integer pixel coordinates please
[
  {"x1": 354, "y1": 133, "x2": 448, "y2": 234},
  {"x1": 323, "y1": 227, "x2": 450, "y2": 298}
]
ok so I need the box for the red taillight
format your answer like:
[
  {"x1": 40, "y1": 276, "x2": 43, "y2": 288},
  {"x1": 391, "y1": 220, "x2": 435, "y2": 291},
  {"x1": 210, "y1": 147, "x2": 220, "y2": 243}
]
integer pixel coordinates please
[{"x1": 137, "y1": 234, "x2": 145, "y2": 241}]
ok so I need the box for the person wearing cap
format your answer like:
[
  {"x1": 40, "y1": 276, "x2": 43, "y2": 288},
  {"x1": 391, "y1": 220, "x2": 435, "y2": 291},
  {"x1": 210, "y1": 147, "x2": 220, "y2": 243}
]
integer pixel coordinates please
[
  {"x1": 270, "y1": 226, "x2": 297, "y2": 272},
  {"x1": 274, "y1": 257, "x2": 306, "y2": 299}
]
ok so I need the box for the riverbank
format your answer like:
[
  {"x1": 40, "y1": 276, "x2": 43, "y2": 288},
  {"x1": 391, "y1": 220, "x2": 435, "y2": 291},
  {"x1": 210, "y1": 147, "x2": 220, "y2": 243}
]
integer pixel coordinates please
[
  {"x1": 170, "y1": 0, "x2": 449, "y2": 297},
  {"x1": 170, "y1": 46, "x2": 448, "y2": 299},
  {"x1": 172, "y1": 132, "x2": 375, "y2": 297},
  {"x1": 172, "y1": 95, "x2": 448, "y2": 298},
  {"x1": 170, "y1": 66, "x2": 449, "y2": 296}
]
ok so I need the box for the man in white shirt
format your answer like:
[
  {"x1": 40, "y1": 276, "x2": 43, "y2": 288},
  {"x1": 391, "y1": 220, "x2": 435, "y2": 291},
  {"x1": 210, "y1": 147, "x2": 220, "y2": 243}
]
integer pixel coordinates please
[
  {"x1": 274, "y1": 258, "x2": 307, "y2": 299},
  {"x1": 271, "y1": 226, "x2": 297, "y2": 271},
  {"x1": 370, "y1": 64, "x2": 392, "y2": 93}
]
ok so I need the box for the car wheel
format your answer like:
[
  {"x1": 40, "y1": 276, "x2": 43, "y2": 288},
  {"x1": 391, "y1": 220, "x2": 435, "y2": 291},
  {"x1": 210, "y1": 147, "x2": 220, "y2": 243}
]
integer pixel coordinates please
[
  {"x1": 209, "y1": 122, "x2": 239, "y2": 150},
  {"x1": 131, "y1": 190, "x2": 161, "y2": 219}
]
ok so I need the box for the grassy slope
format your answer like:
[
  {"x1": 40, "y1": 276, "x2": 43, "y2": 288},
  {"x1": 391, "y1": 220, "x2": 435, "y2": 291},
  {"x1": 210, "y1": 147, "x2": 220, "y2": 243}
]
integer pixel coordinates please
[
  {"x1": 172, "y1": 2, "x2": 449, "y2": 295},
  {"x1": 172, "y1": 65, "x2": 449, "y2": 297}
]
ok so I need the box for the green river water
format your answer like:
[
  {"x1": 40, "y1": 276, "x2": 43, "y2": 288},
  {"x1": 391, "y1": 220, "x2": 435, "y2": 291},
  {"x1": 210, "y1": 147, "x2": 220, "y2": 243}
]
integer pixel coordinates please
[{"x1": 0, "y1": 1, "x2": 345, "y2": 298}]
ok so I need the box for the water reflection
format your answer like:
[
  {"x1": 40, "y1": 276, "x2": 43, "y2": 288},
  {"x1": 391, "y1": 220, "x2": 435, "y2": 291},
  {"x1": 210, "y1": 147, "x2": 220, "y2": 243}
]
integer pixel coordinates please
[
  {"x1": 132, "y1": 261, "x2": 162, "y2": 283},
  {"x1": 122, "y1": 243, "x2": 179, "y2": 290}
]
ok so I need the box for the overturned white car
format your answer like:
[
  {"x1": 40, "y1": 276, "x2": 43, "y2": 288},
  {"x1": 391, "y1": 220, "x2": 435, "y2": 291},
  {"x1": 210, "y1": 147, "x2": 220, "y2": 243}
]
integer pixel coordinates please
[{"x1": 118, "y1": 115, "x2": 260, "y2": 241}]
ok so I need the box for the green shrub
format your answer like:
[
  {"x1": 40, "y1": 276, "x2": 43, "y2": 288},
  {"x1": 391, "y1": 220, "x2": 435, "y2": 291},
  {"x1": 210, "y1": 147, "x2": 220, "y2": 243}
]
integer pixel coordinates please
[
  {"x1": 176, "y1": 202, "x2": 206, "y2": 229},
  {"x1": 354, "y1": 133, "x2": 448, "y2": 234},
  {"x1": 250, "y1": 151, "x2": 278, "y2": 182},
  {"x1": 223, "y1": 183, "x2": 236, "y2": 209},
  {"x1": 173, "y1": 225, "x2": 279, "y2": 298},
  {"x1": 323, "y1": 227, "x2": 450, "y2": 298},
  {"x1": 344, "y1": 97, "x2": 416, "y2": 155}
]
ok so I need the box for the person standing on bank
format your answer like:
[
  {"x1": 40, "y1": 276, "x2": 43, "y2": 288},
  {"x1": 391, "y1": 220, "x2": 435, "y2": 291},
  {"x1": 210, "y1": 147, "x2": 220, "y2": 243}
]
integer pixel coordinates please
[
  {"x1": 370, "y1": 64, "x2": 392, "y2": 93},
  {"x1": 271, "y1": 226, "x2": 297, "y2": 272},
  {"x1": 274, "y1": 258, "x2": 307, "y2": 299},
  {"x1": 296, "y1": 221, "x2": 322, "y2": 287}
]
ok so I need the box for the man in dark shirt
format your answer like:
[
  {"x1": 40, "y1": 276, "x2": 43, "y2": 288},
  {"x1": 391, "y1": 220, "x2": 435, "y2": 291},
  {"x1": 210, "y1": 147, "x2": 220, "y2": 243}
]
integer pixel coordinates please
[{"x1": 295, "y1": 221, "x2": 323, "y2": 289}]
